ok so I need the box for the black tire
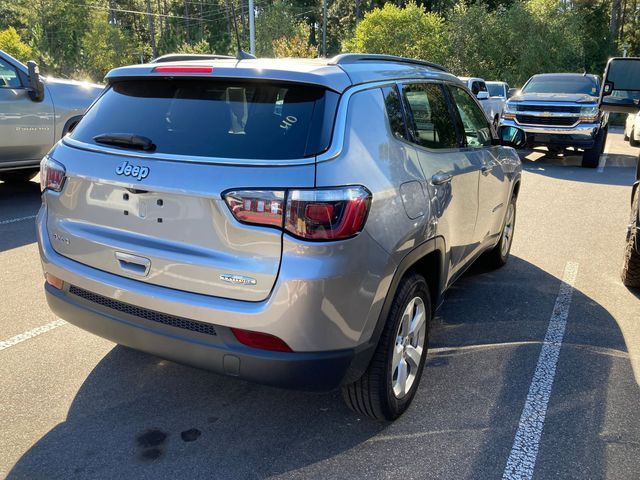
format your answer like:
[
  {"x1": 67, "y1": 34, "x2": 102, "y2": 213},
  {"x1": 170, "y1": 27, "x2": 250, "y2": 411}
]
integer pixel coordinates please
[
  {"x1": 342, "y1": 273, "x2": 431, "y2": 421},
  {"x1": 485, "y1": 195, "x2": 517, "y2": 268},
  {"x1": 0, "y1": 169, "x2": 38, "y2": 183},
  {"x1": 624, "y1": 131, "x2": 630, "y2": 142},
  {"x1": 622, "y1": 190, "x2": 640, "y2": 288},
  {"x1": 582, "y1": 126, "x2": 608, "y2": 168},
  {"x1": 630, "y1": 128, "x2": 640, "y2": 148}
]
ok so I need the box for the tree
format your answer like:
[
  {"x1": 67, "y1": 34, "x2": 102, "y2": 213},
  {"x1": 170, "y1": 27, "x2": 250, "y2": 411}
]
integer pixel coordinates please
[
  {"x1": 343, "y1": 2, "x2": 447, "y2": 65},
  {"x1": 0, "y1": 27, "x2": 32, "y2": 62},
  {"x1": 272, "y1": 23, "x2": 317, "y2": 57}
]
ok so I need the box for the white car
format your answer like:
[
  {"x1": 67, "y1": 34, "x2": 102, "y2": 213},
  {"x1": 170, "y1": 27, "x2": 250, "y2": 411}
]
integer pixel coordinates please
[
  {"x1": 459, "y1": 77, "x2": 505, "y2": 127},
  {"x1": 624, "y1": 112, "x2": 640, "y2": 147}
]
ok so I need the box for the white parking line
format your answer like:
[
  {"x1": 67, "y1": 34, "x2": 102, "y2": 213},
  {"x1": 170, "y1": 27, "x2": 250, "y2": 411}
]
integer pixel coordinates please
[
  {"x1": 597, "y1": 154, "x2": 607, "y2": 173},
  {"x1": 502, "y1": 261, "x2": 579, "y2": 480},
  {"x1": 0, "y1": 319, "x2": 67, "y2": 352},
  {"x1": 0, "y1": 215, "x2": 37, "y2": 226}
]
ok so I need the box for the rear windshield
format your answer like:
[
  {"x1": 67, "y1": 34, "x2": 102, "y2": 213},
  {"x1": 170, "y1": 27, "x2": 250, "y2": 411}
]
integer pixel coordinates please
[
  {"x1": 486, "y1": 83, "x2": 504, "y2": 97},
  {"x1": 71, "y1": 79, "x2": 338, "y2": 160},
  {"x1": 522, "y1": 75, "x2": 599, "y2": 96}
]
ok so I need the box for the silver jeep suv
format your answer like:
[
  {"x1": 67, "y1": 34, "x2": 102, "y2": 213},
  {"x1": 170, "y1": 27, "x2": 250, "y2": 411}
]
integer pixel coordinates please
[{"x1": 38, "y1": 54, "x2": 523, "y2": 420}]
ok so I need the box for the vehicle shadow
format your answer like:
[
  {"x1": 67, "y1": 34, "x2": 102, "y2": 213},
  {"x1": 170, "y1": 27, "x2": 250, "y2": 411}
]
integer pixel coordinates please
[
  {"x1": 517, "y1": 148, "x2": 636, "y2": 187},
  {"x1": 0, "y1": 180, "x2": 41, "y2": 252},
  {"x1": 7, "y1": 256, "x2": 638, "y2": 479}
]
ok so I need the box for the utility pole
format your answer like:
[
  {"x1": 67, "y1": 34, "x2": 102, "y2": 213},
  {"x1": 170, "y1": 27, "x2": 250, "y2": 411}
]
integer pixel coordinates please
[
  {"x1": 146, "y1": 0, "x2": 157, "y2": 58},
  {"x1": 249, "y1": 0, "x2": 255, "y2": 56},
  {"x1": 322, "y1": 0, "x2": 327, "y2": 57}
]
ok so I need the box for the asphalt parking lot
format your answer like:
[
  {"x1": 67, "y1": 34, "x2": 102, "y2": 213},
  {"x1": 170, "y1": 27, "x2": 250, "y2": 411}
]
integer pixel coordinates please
[{"x1": 1, "y1": 129, "x2": 639, "y2": 479}]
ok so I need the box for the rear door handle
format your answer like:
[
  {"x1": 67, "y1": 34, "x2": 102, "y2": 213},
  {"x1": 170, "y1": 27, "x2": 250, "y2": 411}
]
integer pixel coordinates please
[
  {"x1": 431, "y1": 172, "x2": 453, "y2": 185},
  {"x1": 481, "y1": 165, "x2": 494, "y2": 175}
]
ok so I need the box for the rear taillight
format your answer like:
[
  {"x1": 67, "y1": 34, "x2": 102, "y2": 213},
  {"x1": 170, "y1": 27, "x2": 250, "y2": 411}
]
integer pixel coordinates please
[
  {"x1": 285, "y1": 187, "x2": 371, "y2": 240},
  {"x1": 223, "y1": 190, "x2": 285, "y2": 228},
  {"x1": 231, "y1": 328, "x2": 292, "y2": 352},
  {"x1": 40, "y1": 156, "x2": 66, "y2": 192},
  {"x1": 223, "y1": 186, "x2": 371, "y2": 241}
]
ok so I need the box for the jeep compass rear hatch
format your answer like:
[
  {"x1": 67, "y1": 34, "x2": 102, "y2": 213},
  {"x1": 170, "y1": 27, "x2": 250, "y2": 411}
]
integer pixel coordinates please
[{"x1": 46, "y1": 77, "x2": 338, "y2": 301}]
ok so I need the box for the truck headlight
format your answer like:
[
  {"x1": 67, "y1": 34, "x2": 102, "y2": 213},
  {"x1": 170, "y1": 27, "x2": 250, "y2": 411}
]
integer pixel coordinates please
[
  {"x1": 502, "y1": 102, "x2": 517, "y2": 119},
  {"x1": 579, "y1": 105, "x2": 599, "y2": 121}
]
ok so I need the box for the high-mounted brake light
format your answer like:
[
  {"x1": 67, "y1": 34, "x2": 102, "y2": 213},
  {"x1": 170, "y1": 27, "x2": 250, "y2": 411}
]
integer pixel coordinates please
[
  {"x1": 153, "y1": 66, "x2": 213, "y2": 74},
  {"x1": 40, "y1": 156, "x2": 66, "y2": 192},
  {"x1": 223, "y1": 186, "x2": 372, "y2": 241}
]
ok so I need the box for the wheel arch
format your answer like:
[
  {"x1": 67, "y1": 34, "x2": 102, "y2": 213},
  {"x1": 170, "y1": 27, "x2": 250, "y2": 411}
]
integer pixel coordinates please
[{"x1": 343, "y1": 237, "x2": 447, "y2": 384}]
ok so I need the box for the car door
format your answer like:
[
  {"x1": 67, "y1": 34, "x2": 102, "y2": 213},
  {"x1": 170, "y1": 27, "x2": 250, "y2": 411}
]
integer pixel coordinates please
[
  {"x1": 0, "y1": 57, "x2": 54, "y2": 168},
  {"x1": 447, "y1": 83, "x2": 508, "y2": 250},
  {"x1": 399, "y1": 81, "x2": 481, "y2": 278}
]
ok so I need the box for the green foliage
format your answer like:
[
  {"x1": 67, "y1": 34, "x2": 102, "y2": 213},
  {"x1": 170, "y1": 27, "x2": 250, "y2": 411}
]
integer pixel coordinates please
[
  {"x1": 0, "y1": 27, "x2": 32, "y2": 62},
  {"x1": 343, "y1": 2, "x2": 447, "y2": 65},
  {"x1": 273, "y1": 23, "x2": 317, "y2": 58},
  {"x1": 0, "y1": 0, "x2": 620, "y2": 84},
  {"x1": 80, "y1": 13, "x2": 133, "y2": 81}
]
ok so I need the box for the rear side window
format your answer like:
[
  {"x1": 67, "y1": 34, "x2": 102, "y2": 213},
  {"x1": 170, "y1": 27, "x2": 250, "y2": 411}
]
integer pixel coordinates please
[
  {"x1": 382, "y1": 85, "x2": 408, "y2": 140},
  {"x1": 448, "y1": 85, "x2": 492, "y2": 148},
  {"x1": 71, "y1": 79, "x2": 338, "y2": 160},
  {"x1": 401, "y1": 83, "x2": 458, "y2": 149}
]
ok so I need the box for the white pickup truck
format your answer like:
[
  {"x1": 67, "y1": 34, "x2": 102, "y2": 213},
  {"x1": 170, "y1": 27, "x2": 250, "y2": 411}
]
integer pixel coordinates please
[{"x1": 459, "y1": 77, "x2": 506, "y2": 127}]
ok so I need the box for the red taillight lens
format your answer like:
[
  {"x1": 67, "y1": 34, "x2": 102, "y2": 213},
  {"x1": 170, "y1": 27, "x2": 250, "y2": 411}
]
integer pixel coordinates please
[
  {"x1": 223, "y1": 190, "x2": 285, "y2": 228},
  {"x1": 285, "y1": 187, "x2": 372, "y2": 240},
  {"x1": 223, "y1": 186, "x2": 372, "y2": 241},
  {"x1": 153, "y1": 66, "x2": 213, "y2": 74},
  {"x1": 40, "y1": 156, "x2": 66, "y2": 192},
  {"x1": 231, "y1": 328, "x2": 293, "y2": 352}
]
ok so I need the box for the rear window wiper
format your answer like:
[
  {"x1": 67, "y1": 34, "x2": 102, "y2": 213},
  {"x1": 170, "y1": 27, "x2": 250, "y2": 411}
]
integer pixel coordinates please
[{"x1": 93, "y1": 133, "x2": 156, "y2": 152}]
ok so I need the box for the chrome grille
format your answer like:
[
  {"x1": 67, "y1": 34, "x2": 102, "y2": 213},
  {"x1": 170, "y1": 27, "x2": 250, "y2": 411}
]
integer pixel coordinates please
[
  {"x1": 68, "y1": 285, "x2": 217, "y2": 336},
  {"x1": 516, "y1": 115, "x2": 578, "y2": 126},
  {"x1": 516, "y1": 104, "x2": 581, "y2": 113}
]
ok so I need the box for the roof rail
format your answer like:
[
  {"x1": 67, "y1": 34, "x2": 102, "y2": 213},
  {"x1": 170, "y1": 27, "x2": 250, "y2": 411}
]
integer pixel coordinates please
[
  {"x1": 150, "y1": 53, "x2": 235, "y2": 64},
  {"x1": 328, "y1": 54, "x2": 448, "y2": 73}
]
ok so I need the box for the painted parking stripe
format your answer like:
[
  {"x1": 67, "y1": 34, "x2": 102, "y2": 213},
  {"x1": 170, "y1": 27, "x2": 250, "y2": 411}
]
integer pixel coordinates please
[
  {"x1": 597, "y1": 154, "x2": 607, "y2": 173},
  {"x1": 0, "y1": 319, "x2": 67, "y2": 352},
  {"x1": 502, "y1": 261, "x2": 579, "y2": 480},
  {"x1": 0, "y1": 215, "x2": 37, "y2": 226}
]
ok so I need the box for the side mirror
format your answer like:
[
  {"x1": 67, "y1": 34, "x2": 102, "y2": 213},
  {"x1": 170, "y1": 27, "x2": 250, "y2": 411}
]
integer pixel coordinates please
[
  {"x1": 599, "y1": 57, "x2": 640, "y2": 114},
  {"x1": 27, "y1": 61, "x2": 45, "y2": 102},
  {"x1": 476, "y1": 91, "x2": 490, "y2": 100},
  {"x1": 508, "y1": 88, "x2": 519, "y2": 99},
  {"x1": 498, "y1": 125, "x2": 527, "y2": 149}
]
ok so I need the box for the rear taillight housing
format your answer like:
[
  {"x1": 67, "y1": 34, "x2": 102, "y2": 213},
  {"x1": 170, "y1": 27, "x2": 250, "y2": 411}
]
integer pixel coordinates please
[
  {"x1": 223, "y1": 190, "x2": 285, "y2": 228},
  {"x1": 40, "y1": 156, "x2": 66, "y2": 192},
  {"x1": 223, "y1": 186, "x2": 371, "y2": 241}
]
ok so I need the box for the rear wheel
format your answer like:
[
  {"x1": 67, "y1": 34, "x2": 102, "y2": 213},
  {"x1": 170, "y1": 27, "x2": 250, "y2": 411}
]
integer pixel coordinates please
[
  {"x1": 342, "y1": 273, "x2": 430, "y2": 421},
  {"x1": 485, "y1": 195, "x2": 516, "y2": 268},
  {"x1": 0, "y1": 169, "x2": 38, "y2": 183},
  {"x1": 630, "y1": 128, "x2": 640, "y2": 148},
  {"x1": 622, "y1": 190, "x2": 640, "y2": 288},
  {"x1": 582, "y1": 126, "x2": 607, "y2": 168}
]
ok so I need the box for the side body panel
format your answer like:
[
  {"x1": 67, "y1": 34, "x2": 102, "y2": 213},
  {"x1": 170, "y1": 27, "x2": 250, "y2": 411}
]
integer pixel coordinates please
[
  {"x1": 0, "y1": 83, "x2": 54, "y2": 169},
  {"x1": 315, "y1": 87, "x2": 431, "y2": 344}
]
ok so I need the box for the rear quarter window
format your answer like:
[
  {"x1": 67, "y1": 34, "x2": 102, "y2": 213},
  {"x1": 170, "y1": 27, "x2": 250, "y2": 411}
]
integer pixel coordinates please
[{"x1": 71, "y1": 79, "x2": 338, "y2": 160}]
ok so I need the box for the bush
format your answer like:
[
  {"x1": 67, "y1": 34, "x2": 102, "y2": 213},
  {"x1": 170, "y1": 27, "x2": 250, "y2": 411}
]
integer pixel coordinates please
[
  {"x1": 342, "y1": 2, "x2": 447, "y2": 65},
  {"x1": 0, "y1": 27, "x2": 32, "y2": 62}
]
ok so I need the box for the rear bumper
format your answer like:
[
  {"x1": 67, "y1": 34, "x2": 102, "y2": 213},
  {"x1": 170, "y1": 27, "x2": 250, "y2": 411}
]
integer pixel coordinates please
[
  {"x1": 45, "y1": 282, "x2": 358, "y2": 391},
  {"x1": 500, "y1": 119, "x2": 599, "y2": 148}
]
